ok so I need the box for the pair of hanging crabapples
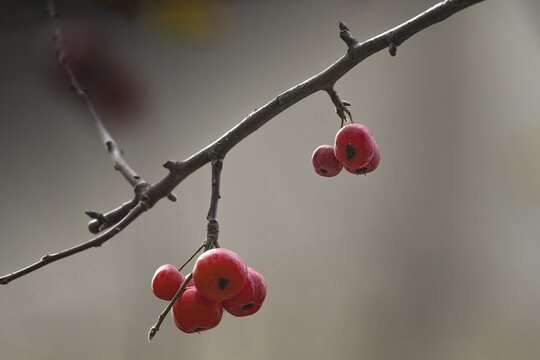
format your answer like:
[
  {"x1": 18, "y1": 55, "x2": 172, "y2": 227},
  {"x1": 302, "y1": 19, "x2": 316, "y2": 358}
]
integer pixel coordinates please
[{"x1": 312, "y1": 123, "x2": 380, "y2": 177}]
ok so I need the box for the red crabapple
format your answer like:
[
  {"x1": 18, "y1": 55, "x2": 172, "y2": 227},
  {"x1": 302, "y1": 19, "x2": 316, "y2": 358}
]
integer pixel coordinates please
[
  {"x1": 312, "y1": 145, "x2": 343, "y2": 177},
  {"x1": 171, "y1": 286, "x2": 223, "y2": 333},
  {"x1": 222, "y1": 267, "x2": 267, "y2": 317},
  {"x1": 344, "y1": 142, "x2": 380, "y2": 175},
  {"x1": 193, "y1": 248, "x2": 248, "y2": 301},
  {"x1": 46, "y1": 22, "x2": 146, "y2": 120},
  {"x1": 151, "y1": 264, "x2": 185, "y2": 301},
  {"x1": 334, "y1": 124, "x2": 377, "y2": 169}
]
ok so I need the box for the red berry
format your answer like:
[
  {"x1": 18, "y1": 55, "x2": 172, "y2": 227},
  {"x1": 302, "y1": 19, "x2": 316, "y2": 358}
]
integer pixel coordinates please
[
  {"x1": 171, "y1": 286, "x2": 223, "y2": 333},
  {"x1": 151, "y1": 264, "x2": 186, "y2": 301},
  {"x1": 334, "y1": 124, "x2": 377, "y2": 169},
  {"x1": 344, "y1": 142, "x2": 380, "y2": 175},
  {"x1": 312, "y1": 145, "x2": 343, "y2": 177},
  {"x1": 52, "y1": 24, "x2": 146, "y2": 121},
  {"x1": 222, "y1": 267, "x2": 266, "y2": 317},
  {"x1": 193, "y1": 248, "x2": 248, "y2": 301}
]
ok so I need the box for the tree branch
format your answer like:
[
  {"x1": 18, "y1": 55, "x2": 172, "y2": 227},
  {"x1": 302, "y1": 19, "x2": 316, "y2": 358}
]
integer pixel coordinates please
[
  {"x1": 0, "y1": 203, "x2": 147, "y2": 285},
  {"x1": 1, "y1": 0, "x2": 485, "y2": 285},
  {"x1": 47, "y1": 0, "x2": 144, "y2": 188},
  {"x1": 146, "y1": 0, "x2": 485, "y2": 206},
  {"x1": 47, "y1": 0, "x2": 178, "y2": 234}
]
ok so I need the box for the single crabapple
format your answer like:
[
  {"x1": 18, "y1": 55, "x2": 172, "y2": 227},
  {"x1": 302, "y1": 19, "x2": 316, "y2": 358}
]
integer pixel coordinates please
[
  {"x1": 222, "y1": 267, "x2": 267, "y2": 317},
  {"x1": 46, "y1": 22, "x2": 146, "y2": 121},
  {"x1": 193, "y1": 248, "x2": 248, "y2": 301},
  {"x1": 312, "y1": 145, "x2": 343, "y2": 177},
  {"x1": 151, "y1": 264, "x2": 185, "y2": 301},
  {"x1": 344, "y1": 142, "x2": 380, "y2": 175},
  {"x1": 171, "y1": 286, "x2": 223, "y2": 333},
  {"x1": 334, "y1": 124, "x2": 377, "y2": 169}
]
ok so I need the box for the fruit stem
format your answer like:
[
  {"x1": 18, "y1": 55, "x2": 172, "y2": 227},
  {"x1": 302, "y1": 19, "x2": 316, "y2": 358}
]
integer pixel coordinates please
[
  {"x1": 148, "y1": 272, "x2": 193, "y2": 341},
  {"x1": 326, "y1": 87, "x2": 353, "y2": 127}
]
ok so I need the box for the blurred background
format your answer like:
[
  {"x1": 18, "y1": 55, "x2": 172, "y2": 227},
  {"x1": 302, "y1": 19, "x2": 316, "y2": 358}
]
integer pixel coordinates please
[{"x1": 1, "y1": 0, "x2": 540, "y2": 359}]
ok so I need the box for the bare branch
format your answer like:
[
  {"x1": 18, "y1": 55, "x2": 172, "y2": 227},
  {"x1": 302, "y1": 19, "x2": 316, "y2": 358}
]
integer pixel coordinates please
[
  {"x1": 47, "y1": 0, "x2": 144, "y2": 188},
  {"x1": 47, "y1": 0, "x2": 177, "y2": 234},
  {"x1": 206, "y1": 159, "x2": 223, "y2": 224},
  {"x1": 1, "y1": 0, "x2": 484, "y2": 285},
  {"x1": 0, "y1": 203, "x2": 147, "y2": 285},
  {"x1": 145, "y1": 0, "x2": 485, "y2": 207}
]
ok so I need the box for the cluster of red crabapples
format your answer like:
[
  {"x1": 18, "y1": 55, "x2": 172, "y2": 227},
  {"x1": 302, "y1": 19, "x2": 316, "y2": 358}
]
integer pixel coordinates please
[
  {"x1": 312, "y1": 123, "x2": 380, "y2": 177},
  {"x1": 151, "y1": 248, "x2": 266, "y2": 334}
]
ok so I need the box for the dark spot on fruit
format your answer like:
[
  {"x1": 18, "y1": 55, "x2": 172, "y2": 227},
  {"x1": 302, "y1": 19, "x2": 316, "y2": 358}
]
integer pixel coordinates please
[
  {"x1": 345, "y1": 144, "x2": 356, "y2": 160},
  {"x1": 241, "y1": 303, "x2": 255, "y2": 310},
  {"x1": 195, "y1": 327, "x2": 207, "y2": 333},
  {"x1": 320, "y1": 168, "x2": 328, "y2": 175},
  {"x1": 218, "y1": 278, "x2": 229, "y2": 290},
  {"x1": 355, "y1": 167, "x2": 367, "y2": 175}
]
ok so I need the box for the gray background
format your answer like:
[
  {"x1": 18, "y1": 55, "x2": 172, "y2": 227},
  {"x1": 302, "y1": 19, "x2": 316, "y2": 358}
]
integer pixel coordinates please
[{"x1": 1, "y1": 0, "x2": 540, "y2": 359}]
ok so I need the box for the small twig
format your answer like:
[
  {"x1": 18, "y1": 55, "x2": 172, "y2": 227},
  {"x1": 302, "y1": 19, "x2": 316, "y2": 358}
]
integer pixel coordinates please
[
  {"x1": 339, "y1": 21, "x2": 359, "y2": 49},
  {"x1": 178, "y1": 245, "x2": 204, "y2": 273},
  {"x1": 0, "y1": 203, "x2": 147, "y2": 285},
  {"x1": 205, "y1": 159, "x2": 223, "y2": 250},
  {"x1": 148, "y1": 272, "x2": 193, "y2": 341},
  {"x1": 47, "y1": 0, "x2": 144, "y2": 188},
  {"x1": 206, "y1": 159, "x2": 222, "y2": 223},
  {"x1": 388, "y1": 41, "x2": 398, "y2": 56},
  {"x1": 87, "y1": 197, "x2": 139, "y2": 234},
  {"x1": 326, "y1": 87, "x2": 353, "y2": 127},
  {"x1": 48, "y1": 0, "x2": 177, "y2": 235}
]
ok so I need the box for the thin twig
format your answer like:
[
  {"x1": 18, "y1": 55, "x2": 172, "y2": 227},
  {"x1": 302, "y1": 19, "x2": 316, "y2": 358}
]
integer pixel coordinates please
[
  {"x1": 178, "y1": 245, "x2": 204, "y2": 273},
  {"x1": 206, "y1": 159, "x2": 223, "y2": 224},
  {"x1": 148, "y1": 272, "x2": 193, "y2": 341},
  {"x1": 47, "y1": 0, "x2": 177, "y2": 234},
  {"x1": 2, "y1": 0, "x2": 485, "y2": 285},
  {"x1": 47, "y1": 0, "x2": 143, "y2": 188},
  {"x1": 205, "y1": 159, "x2": 223, "y2": 249},
  {"x1": 0, "y1": 203, "x2": 147, "y2": 285},
  {"x1": 87, "y1": 197, "x2": 138, "y2": 234}
]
